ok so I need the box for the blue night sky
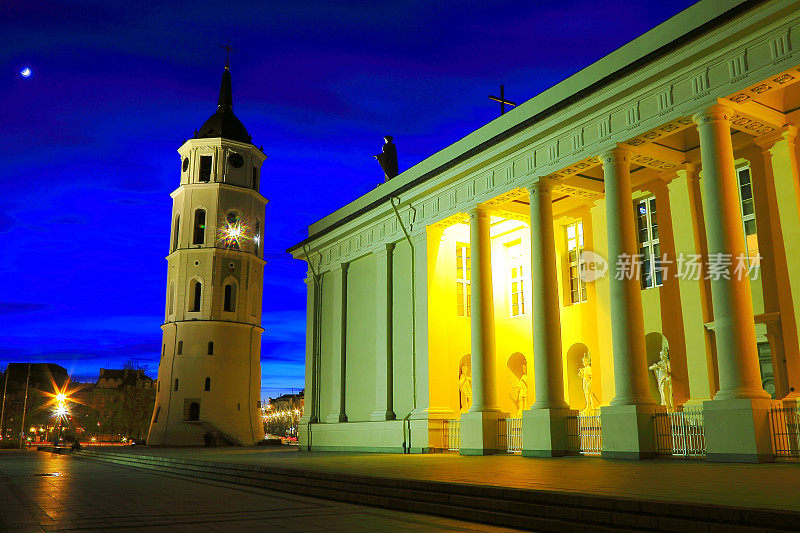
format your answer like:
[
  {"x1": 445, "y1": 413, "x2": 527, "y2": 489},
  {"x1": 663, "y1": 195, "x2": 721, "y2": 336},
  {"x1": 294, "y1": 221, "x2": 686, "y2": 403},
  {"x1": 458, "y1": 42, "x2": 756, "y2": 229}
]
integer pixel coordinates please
[{"x1": 2, "y1": 0, "x2": 695, "y2": 397}]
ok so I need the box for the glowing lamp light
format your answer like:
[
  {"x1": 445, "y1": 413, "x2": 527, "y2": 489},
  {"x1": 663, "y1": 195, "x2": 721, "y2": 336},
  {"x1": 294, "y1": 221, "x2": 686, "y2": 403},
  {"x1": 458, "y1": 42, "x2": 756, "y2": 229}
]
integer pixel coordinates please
[
  {"x1": 56, "y1": 393, "x2": 67, "y2": 403},
  {"x1": 55, "y1": 405, "x2": 68, "y2": 418}
]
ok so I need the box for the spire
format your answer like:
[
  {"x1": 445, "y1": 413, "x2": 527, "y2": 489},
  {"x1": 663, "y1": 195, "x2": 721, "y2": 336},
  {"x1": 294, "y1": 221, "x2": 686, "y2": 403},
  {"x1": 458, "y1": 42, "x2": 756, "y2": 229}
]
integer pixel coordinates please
[
  {"x1": 194, "y1": 62, "x2": 252, "y2": 144},
  {"x1": 217, "y1": 67, "x2": 233, "y2": 111}
]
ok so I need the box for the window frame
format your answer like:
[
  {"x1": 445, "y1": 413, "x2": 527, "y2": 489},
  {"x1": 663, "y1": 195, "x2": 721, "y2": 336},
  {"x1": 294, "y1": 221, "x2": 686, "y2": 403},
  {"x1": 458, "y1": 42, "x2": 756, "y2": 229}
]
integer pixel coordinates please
[
  {"x1": 635, "y1": 196, "x2": 662, "y2": 290},
  {"x1": 736, "y1": 165, "x2": 760, "y2": 268},
  {"x1": 199, "y1": 155, "x2": 212, "y2": 182},
  {"x1": 506, "y1": 240, "x2": 525, "y2": 316},
  {"x1": 565, "y1": 221, "x2": 588, "y2": 304},
  {"x1": 456, "y1": 242, "x2": 471, "y2": 317}
]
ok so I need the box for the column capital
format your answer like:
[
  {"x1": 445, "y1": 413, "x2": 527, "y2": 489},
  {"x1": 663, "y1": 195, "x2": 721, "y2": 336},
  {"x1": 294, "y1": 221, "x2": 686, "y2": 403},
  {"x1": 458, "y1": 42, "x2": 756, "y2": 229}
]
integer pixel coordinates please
[
  {"x1": 692, "y1": 104, "x2": 733, "y2": 127},
  {"x1": 524, "y1": 176, "x2": 558, "y2": 193},
  {"x1": 371, "y1": 241, "x2": 396, "y2": 258},
  {"x1": 467, "y1": 207, "x2": 491, "y2": 221},
  {"x1": 599, "y1": 147, "x2": 632, "y2": 166},
  {"x1": 332, "y1": 261, "x2": 349, "y2": 274}
]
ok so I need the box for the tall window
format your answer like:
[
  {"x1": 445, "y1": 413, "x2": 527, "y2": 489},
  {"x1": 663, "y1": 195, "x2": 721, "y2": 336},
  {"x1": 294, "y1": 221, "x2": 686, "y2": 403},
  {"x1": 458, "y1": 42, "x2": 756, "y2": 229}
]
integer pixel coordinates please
[
  {"x1": 207, "y1": 341, "x2": 214, "y2": 355},
  {"x1": 199, "y1": 156, "x2": 212, "y2": 182},
  {"x1": 456, "y1": 242, "x2": 471, "y2": 317},
  {"x1": 190, "y1": 280, "x2": 202, "y2": 312},
  {"x1": 168, "y1": 283, "x2": 175, "y2": 315},
  {"x1": 172, "y1": 214, "x2": 180, "y2": 252},
  {"x1": 506, "y1": 241, "x2": 525, "y2": 316},
  {"x1": 253, "y1": 166, "x2": 259, "y2": 190},
  {"x1": 204, "y1": 377, "x2": 211, "y2": 391},
  {"x1": 224, "y1": 283, "x2": 236, "y2": 312},
  {"x1": 566, "y1": 221, "x2": 587, "y2": 304},
  {"x1": 192, "y1": 209, "x2": 206, "y2": 245},
  {"x1": 737, "y1": 166, "x2": 760, "y2": 267},
  {"x1": 174, "y1": 379, "x2": 179, "y2": 391},
  {"x1": 636, "y1": 196, "x2": 662, "y2": 289},
  {"x1": 177, "y1": 340, "x2": 183, "y2": 354}
]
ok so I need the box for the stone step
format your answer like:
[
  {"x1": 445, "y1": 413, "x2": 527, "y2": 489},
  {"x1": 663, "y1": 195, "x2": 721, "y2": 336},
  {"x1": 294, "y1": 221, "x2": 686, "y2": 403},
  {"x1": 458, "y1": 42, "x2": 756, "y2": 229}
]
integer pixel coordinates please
[{"x1": 73, "y1": 450, "x2": 798, "y2": 532}]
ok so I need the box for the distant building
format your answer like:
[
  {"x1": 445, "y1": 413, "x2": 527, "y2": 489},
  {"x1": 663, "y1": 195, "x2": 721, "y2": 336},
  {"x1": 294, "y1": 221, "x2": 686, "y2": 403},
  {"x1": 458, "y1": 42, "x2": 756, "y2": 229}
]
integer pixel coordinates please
[
  {"x1": 90, "y1": 368, "x2": 155, "y2": 442},
  {"x1": 263, "y1": 391, "x2": 304, "y2": 438}
]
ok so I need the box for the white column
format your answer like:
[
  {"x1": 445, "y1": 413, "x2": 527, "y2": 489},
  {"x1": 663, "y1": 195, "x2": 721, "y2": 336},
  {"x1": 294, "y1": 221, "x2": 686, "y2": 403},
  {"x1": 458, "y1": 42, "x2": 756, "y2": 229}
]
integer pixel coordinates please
[
  {"x1": 602, "y1": 148, "x2": 654, "y2": 406},
  {"x1": 527, "y1": 179, "x2": 569, "y2": 410},
  {"x1": 468, "y1": 207, "x2": 499, "y2": 412},
  {"x1": 694, "y1": 104, "x2": 772, "y2": 463},
  {"x1": 371, "y1": 243, "x2": 396, "y2": 421},
  {"x1": 598, "y1": 147, "x2": 657, "y2": 460},
  {"x1": 460, "y1": 208, "x2": 503, "y2": 455},
  {"x1": 522, "y1": 178, "x2": 569, "y2": 457},
  {"x1": 693, "y1": 105, "x2": 768, "y2": 401}
]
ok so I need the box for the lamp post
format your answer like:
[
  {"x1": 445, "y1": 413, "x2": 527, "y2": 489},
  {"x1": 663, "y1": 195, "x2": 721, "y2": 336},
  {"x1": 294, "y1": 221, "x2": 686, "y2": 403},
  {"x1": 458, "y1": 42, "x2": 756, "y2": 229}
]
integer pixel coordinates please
[{"x1": 19, "y1": 363, "x2": 30, "y2": 449}]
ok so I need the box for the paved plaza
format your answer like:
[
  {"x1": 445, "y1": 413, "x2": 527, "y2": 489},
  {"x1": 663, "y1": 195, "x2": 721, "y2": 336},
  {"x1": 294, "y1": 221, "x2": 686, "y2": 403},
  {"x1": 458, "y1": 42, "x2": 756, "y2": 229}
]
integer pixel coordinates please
[
  {"x1": 94, "y1": 446, "x2": 800, "y2": 512},
  {"x1": 0, "y1": 450, "x2": 519, "y2": 532}
]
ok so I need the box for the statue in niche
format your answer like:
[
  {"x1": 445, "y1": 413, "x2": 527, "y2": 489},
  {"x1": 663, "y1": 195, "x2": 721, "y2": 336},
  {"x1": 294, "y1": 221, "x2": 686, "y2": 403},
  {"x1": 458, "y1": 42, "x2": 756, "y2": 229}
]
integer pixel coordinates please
[
  {"x1": 458, "y1": 359, "x2": 472, "y2": 413},
  {"x1": 373, "y1": 135, "x2": 398, "y2": 181},
  {"x1": 578, "y1": 353, "x2": 596, "y2": 413},
  {"x1": 649, "y1": 346, "x2": 674, "y2": 410},
  {"x1": 507, "y1": 355, "x2": 528, "y2": 417}
]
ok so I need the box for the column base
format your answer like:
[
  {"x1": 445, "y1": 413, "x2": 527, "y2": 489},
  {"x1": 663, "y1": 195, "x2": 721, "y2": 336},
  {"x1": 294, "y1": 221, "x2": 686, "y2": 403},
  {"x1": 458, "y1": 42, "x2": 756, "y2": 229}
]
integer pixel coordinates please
[
  {"x1": 460, "y1": 410, "x2": 504, "y2": 455},
  {"x1": 600, "y1": 404, "x2": 657, "y2": 460},
  {"x1": 326, "y1": 413, "x2": 348, "y2": 424},
  {"x1": 521, "y1": 408, "x2": 569, "y2": 457},
  {"x1": 370, "y1": 410, "x2": 397, "y2": 421},
  {"x1": 703, "y1": 398, "x2": 774, "y2": 463}
]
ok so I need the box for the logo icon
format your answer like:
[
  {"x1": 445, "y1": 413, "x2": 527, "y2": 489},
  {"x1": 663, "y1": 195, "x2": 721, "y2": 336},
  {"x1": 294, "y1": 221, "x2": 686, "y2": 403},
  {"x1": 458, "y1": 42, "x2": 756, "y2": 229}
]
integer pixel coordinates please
[{"x1": 580, "y1": 250, "x2": 608, "y2": 282}]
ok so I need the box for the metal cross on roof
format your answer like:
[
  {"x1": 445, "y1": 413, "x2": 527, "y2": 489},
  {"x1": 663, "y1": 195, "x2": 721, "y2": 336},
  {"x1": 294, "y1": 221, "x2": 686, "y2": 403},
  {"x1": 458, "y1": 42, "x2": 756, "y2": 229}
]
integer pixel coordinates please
[
  {"x1": 489, "y1": 84, "x2": 518, "y2": 116},
  {"x1": 220, "y1": 41, "x2": 237, "y2": 69}
]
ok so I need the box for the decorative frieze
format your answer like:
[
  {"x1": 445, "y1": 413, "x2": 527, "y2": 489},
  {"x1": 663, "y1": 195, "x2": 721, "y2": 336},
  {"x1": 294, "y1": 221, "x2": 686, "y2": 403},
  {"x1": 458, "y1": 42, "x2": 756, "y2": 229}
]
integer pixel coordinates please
[{"x1": 298, "y1": 12, "x2": 800, "y2": 270}]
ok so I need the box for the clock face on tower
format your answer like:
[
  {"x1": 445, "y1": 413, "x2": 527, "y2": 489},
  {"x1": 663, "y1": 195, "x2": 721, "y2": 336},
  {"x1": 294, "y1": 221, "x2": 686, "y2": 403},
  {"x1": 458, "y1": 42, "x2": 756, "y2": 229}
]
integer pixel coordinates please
[{"x1": 228, "y1": 153, "x2": 244, "y2": 169}]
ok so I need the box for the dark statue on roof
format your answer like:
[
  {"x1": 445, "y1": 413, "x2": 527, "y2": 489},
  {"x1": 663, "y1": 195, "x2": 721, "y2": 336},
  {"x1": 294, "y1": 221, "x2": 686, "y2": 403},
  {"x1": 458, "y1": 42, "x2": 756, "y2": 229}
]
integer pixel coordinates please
[{"x1": 374, "y1": 135, "x2": 398, "y2": 181}]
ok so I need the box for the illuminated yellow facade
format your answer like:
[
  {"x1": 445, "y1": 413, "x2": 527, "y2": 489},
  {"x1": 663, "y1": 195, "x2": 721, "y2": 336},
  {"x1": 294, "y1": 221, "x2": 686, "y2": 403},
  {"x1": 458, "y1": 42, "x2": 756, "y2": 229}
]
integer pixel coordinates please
[{"x1": 290, "y1": 0, "x2": 800, "y2": 462}]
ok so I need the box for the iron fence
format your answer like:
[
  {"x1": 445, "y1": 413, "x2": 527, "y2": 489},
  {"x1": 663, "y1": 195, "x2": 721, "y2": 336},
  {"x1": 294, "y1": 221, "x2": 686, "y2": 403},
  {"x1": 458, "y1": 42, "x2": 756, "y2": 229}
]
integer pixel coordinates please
[
  {"x1": 498, "y1": 418, "x2": 523, "y2": 453},
  {"x1": 654, "y1": 407, "x2": 705, "y2": 458},
  {"x1": 566, "y1": 412, "x2": 601, "y2": 455},
  {"x1": 768, "y1": 402, "x2": 800, "y2": 461},
  {"x1": 442, "y1": 419, "x2": 461, "y2": 452}
]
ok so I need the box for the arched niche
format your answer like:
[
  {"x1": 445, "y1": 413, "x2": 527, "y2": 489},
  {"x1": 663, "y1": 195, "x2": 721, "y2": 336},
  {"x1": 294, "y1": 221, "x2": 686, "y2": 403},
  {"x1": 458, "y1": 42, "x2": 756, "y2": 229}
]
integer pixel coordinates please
[
  {"x1": 645, "y1": 332, "x2": 668, "y2": 405},
  {"x1": 566, "y1": 343, "x2": 599, "y2": 411}
]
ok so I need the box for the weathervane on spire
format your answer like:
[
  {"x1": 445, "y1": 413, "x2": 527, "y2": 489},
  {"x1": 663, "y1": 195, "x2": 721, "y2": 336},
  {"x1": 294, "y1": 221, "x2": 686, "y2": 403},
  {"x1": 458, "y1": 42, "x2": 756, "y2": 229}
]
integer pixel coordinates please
[{"x1": 220, "y1": 40, "x2": 237, "y2": 69}]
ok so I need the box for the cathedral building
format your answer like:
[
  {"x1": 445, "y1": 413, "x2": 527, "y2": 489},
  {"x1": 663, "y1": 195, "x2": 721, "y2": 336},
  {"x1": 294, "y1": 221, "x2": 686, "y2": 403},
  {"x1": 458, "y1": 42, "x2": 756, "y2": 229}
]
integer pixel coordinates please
[
  {"x1": 148, "y1": 65, "x2": 266, "y2": 446},
  {"x1": 289, "y1": 0, "x2": 800, "y2": 462}
]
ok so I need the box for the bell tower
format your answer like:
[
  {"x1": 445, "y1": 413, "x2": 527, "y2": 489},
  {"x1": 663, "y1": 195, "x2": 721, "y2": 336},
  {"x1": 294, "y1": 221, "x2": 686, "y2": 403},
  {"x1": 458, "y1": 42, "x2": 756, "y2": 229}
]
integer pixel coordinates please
[{"x1": 147, "y1": 63, "x2": 267, "y2": 445}]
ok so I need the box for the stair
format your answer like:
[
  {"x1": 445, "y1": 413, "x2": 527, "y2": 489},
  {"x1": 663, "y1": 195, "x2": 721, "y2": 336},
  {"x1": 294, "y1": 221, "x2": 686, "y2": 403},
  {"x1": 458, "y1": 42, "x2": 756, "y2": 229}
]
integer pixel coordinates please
[{"x1": 73, "y1": 450, "x2": 799, "y2": 532}]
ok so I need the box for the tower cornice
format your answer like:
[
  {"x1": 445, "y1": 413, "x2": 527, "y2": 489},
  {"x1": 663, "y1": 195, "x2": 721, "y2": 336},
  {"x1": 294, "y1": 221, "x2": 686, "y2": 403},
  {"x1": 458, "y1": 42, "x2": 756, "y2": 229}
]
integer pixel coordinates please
[{"x1": 170, "y1": 181, "x2": 269, "y2": 205}]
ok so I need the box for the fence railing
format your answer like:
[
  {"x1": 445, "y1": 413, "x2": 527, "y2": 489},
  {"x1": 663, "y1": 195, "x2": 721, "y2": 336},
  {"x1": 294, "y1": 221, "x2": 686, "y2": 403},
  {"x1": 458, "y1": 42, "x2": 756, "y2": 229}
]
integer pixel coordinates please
[
  {"x1": 654, "y1": 407, "x2": 705, "y2": 458},
  {"x1": 498, "y1": 418, "x2": 523, "y2": 453},
  {"x1": 442, "y1": 419, "x2": 461, "y2": 452},
  {"x1": 769, "y1": 402, "x2": 800, "y2": 461},
  {"x1": 566, "y1": 412, "x2": 602, "y2": 455}
]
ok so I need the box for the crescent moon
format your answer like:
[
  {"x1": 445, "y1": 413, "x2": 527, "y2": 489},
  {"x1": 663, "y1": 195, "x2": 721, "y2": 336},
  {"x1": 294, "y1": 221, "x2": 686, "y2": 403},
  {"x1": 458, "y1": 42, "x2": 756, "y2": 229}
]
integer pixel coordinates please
[{"x1": 20, "y1": 67, "x2": 32, "y2": 78}]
